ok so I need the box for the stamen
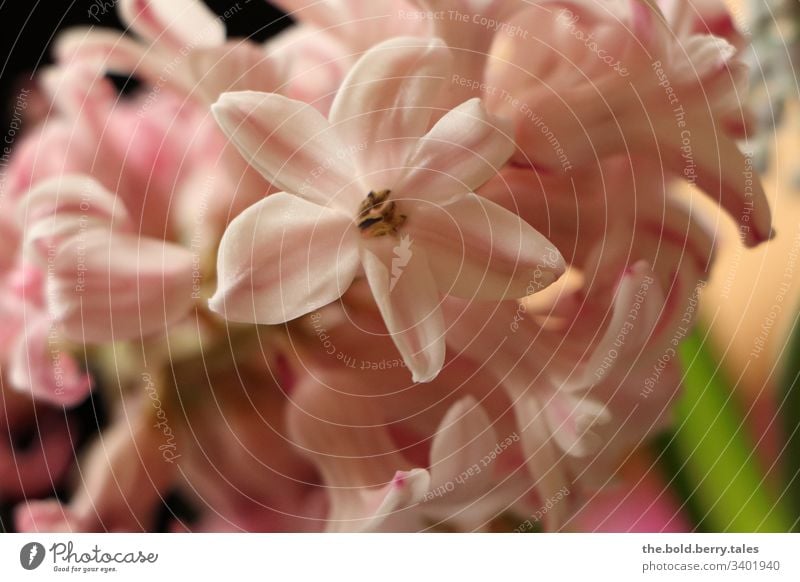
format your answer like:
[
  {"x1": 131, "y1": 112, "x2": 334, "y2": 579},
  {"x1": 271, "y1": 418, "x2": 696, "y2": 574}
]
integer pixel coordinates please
[{"x1": 357, "y1": 190, "x2": 406, "y2": 237}]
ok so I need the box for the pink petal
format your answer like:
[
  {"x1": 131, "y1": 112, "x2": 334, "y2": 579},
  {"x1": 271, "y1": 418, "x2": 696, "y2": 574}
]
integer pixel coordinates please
[
  {"x1": 212, "y1": 91, "x2": 360, "y2": 209},
  {"x1": 428, "y1": 397, "x2": 498, "y2": 503},
  {"x1": 209, "y1": 193, "x2": 360, "y2": 325},
  {"x1": 515, "y1": 396, "x2": 572, "y2": 531},
  {"x1": 55, "y1": 28, "x2": 178, "y2": 90},
  {"x1": 399, "y1": 98, "x2": 515, "y2": 204},
  {"x1": 287, "y1": 378, "x2": 430, "y2": 532},
  {"x1": 119, "y1": 0, "x2": 225, "y2": 50},
  {"x1": 18, "y1": 175, "x2": 131, "y2": 264},
  {"x1": 48, "y1": 232, "x2": 195, "y2": 342},
  {"x1": 15, "y1": 500, "x2": 84, "y2": 533},
  {"x1": 361, "y1": 237, "x2": 445, "y2": 382},
  {"x1": 187, "y1": 42, "x2": 283, "y2": 105},
  {"x1": 407, "y1": 193, "x2": 565, "y2": 300},
  {"x1": 329, "y1": 37, "x2": 451, "y2": 187},
  {"x1": 543, "y1": 392, "x2": 610, "y2": 458},
  {"x1": 265, "y1": 25, "x2": 350, "y2": 113},
  {"x1": 571, "y1": 471, "x2": 692, "y2": 533},
  {"x1": 9, "y1": 316, "x2": 92, "y2": 407}
]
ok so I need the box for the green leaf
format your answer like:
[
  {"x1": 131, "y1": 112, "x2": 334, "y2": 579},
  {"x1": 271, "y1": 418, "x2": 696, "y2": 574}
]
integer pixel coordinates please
[{"x1": 656, "y1": 329, "x2": 789, "y2": 532}]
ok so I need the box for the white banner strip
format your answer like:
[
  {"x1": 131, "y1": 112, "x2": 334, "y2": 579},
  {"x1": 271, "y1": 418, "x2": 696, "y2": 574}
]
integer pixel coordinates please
[{"x1": 1, "y1": 533, "x2": 798, "y2": 580}]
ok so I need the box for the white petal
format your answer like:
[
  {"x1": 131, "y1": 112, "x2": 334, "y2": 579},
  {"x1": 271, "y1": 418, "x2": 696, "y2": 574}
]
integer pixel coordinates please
[
  {"x1": 212, "y1": 91, "x2": 360, "y2": 209},
  {"x1": 209, "y1": 193, "x2": 360, "y2": 325},
  {"x1": 398, "y1": 98, "x2": 515, "y2": 203},
  {"x1": 187, "y1": 42, "x2": 282, "y2": 104},
  {"x1": 407, "y1": 193, "x2": 565, "y2": 300},
  {"x1": 361, "y1": 237, "x2": 445, "y2": 382},
  {"x1": 329, "y1": 37, "x2": 451, "y2": 186}
]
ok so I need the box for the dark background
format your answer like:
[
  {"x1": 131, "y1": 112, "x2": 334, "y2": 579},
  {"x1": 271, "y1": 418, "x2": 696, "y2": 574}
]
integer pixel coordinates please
[
  {"x1": 0, "y1": 0, "x2": 290, "y2": 533},
  {"x1": 0, "y1": 0, "x2": 292, "y2": 128}
]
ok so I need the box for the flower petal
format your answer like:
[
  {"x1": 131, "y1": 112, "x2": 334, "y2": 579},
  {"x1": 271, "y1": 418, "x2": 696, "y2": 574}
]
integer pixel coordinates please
[
  {"x1": 187, "y1": 42, "x2": 283, "y2": 105},
  {"x1": 428, "y1": 397, "x2": 498, "y2": 503},
  {"x1": 515, "y1": 396, "x2": 572, "y2": 531},
  {"x1": 119, "y1": 0, "x2": 225, "y2": 50},
  {"x1": 329, "y1": 37, "x2": 451, "y2": 186},
  {"x1": 212, "y1": 91, "x2": 359, "y2": 209},
  {"x1": 407, "y1": 193, "x2": 565, "y2": 300},
  {"x1": 48, "y1": 232, "x2": 195, "y2": 342},
  {"x1": 9, "y1": 317, "x2": 92, "y2": 407},
  {"x1": 287, "y1": 376, "x2": 430, "y2": 532},
  {"x1": 54, "y1": 27, "x2": 178, "y2": 90},
  {"x1": 18, "y1": 175, "x2": 131, "y2": 264},
  {"x1": 398, "y1": 98, "x2": 515, "y2": 203},
  {"x1": 361, "y1": 238, "x2": 445, "y2": 383},
  {"x1": 209, "y1": 193, "x2": 360, "y2": 325}
]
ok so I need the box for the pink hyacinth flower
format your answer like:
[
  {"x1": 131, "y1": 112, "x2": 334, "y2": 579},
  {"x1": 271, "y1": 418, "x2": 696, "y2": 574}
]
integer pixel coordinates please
[{"x1": 209, "y1": 36, "x2": 564, "y2": 382}]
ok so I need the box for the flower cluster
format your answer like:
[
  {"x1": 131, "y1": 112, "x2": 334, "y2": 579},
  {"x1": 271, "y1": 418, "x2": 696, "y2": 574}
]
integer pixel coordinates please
[{"x1": 1, "y1": 0, "x2": 771, "y2": 532}]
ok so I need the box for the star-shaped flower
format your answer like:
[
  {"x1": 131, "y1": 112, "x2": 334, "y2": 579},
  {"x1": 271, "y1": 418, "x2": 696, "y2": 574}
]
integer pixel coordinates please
[{"x1": 209, "y1": 37, "x2": 565, "y2": 382}]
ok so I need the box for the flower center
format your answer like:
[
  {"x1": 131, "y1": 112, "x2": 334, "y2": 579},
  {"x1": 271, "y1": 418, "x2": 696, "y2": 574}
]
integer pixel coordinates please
[{"x1": 356, "y1": 189, "x2": 406, "y2": 237}]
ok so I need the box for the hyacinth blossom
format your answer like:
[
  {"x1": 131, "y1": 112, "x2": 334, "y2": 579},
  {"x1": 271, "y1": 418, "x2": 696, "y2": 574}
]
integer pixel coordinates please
[
  {"x1": 209, "y1": 37, "x2": 565, "y2": 382},
  {"x1": 0, "y1": 0, "x2": 786, "y2": 537}
]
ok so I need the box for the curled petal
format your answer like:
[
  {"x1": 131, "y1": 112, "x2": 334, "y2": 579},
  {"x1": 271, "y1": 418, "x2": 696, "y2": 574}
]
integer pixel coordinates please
[
  {"x1": 399, "y1": 98, "x2": 515, "y2": 204},
  {"x1": 212, "y1": 91, "x2": 359, "y2": 209},
  {"x1": 54, "y1": 28, "x2": 177, "y2": 89},
  {"x1": 428, "y1": 397, "x2": 498, "y2": 503},
  {"x1": 48, "y1": 232, "x2": 195, "y2": 342},
  {"x1": 515, "y1": 396, "x2": 572, "y2": 531},
  {"x1": 407, "y1": 193, "x2": 565, "y2": 300},
  {"x1": 362, "y1": 238, "x2": 445, "y2": 383},
  {"x1": 543, "y1": 392, "x2": 611, "y2": 458},
  {"x1": 18, "y1": 175, "x2": 131, "y2": 263},
  {"x1": 329, "y1": 37, "x2": 451, "y2": 185},
  {"x1": 210, "y1": 193, "x2": 360, "y2": 325},
  {"x1": 287, "y1": 378, "x2": 430, "y2": 532}
]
